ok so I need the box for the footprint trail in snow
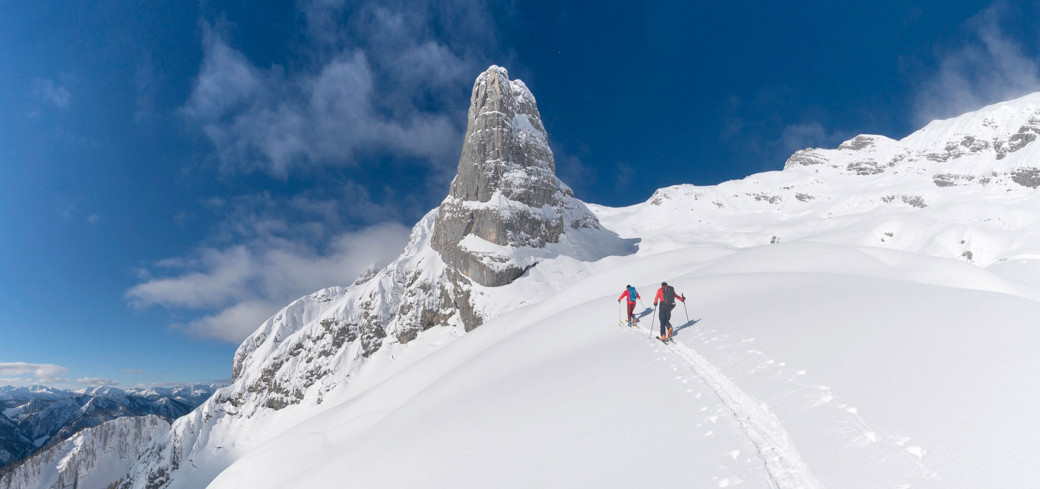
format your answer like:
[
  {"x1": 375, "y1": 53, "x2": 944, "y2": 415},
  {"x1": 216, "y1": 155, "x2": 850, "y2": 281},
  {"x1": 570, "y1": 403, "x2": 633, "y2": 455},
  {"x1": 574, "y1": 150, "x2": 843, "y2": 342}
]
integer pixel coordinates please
[{"x1": 638, "y1": 328, "x2": 826, "y2": 489}]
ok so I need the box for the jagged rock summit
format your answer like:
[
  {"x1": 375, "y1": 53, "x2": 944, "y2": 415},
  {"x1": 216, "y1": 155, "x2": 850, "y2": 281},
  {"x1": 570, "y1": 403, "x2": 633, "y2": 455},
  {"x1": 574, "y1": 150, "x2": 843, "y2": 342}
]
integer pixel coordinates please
[{"x1": 432, "y1": 65, "x2": 606, "y2": 287}]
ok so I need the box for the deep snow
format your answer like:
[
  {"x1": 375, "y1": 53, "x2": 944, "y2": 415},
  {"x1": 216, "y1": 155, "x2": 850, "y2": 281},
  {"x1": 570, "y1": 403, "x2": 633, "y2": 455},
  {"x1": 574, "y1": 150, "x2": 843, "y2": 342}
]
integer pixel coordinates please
[
  {"x1": 201, "y1": 221, "x2": 1040, "y2": 488},
  {"x1": 185, "y1": 91, "x2": 1040, "y2": 489}
]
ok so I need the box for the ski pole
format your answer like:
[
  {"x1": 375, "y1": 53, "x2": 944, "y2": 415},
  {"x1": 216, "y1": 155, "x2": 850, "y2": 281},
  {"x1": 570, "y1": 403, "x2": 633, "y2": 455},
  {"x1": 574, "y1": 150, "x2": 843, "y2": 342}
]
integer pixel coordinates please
[
  {"x1": 649, "y1": 303, "x2": 657, "y2": 338},
  {"x1": 682, "y1": 295, "x2": 689, "y2": 324},
  {"x1": 617, "y1": 300, "x2": 622, "y2": 327}
]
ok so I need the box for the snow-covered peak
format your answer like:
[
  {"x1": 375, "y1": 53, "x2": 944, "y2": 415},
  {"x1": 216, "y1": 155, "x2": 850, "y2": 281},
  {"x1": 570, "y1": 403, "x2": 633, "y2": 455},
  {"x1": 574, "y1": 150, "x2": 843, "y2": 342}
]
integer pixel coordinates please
[
  {"x1": 75, "y1": 386, "x2": 127, "y2": 398},
  {"x1": 787, "y1": 91, "x2": 1040, "y2": 186},
  {"x1": 903, "y1": 91, "x2": 1040, "y2": 151},
  {"x1": 0, "y1": 386, "x2": 69, "y2": 402}
]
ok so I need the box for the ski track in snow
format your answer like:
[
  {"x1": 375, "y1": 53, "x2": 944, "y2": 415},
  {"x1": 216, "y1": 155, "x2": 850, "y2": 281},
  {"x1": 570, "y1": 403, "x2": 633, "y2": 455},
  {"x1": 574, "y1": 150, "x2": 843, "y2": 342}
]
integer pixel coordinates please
[
  {"x1": 632, "y1": 327, "x2": 825, "y2": 489},
  {"x1": 697, "y1": 328, "x2": 940, "y2": 485}
]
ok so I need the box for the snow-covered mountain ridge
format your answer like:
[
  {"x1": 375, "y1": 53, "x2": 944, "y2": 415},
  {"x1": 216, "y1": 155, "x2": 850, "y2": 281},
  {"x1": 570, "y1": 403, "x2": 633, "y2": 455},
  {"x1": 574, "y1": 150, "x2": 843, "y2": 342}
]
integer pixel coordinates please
[
  {"x1": 630, "y1": 91, "x2": 1040, "y2": 280},
  {"x1": 0, "y1": 416, "x2": 168, "y2": 489},
  {"x1": 12, "y1": 70, "x2": 1040, "y2": 489},
  {"x1": 789, "y1": 91, "x2": 1040, "y2": 178},
  {"x1": 0, "y1": 385, "x2": 218, "y2": 474}
]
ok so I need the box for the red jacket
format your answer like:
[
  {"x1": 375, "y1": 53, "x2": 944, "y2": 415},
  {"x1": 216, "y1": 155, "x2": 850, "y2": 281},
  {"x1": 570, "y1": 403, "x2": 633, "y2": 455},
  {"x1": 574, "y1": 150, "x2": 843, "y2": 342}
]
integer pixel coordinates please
[
  {"x1": 617, "y1": 288, "x2": 640, "y2": 303},
  {"x1": 654, "y1": 286, "x2": 685, "y2": 305}
]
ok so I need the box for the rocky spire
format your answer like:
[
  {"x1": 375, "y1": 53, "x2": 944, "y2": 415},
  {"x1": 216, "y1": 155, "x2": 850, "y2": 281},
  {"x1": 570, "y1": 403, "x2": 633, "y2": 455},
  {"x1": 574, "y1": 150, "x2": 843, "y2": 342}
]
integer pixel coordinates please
[
  {"x1": 431, "y1": 66, "x2": 601, "y2": 286},
  {"x1": 99, "y1": 67, "x2": 632, "y2": 489}
]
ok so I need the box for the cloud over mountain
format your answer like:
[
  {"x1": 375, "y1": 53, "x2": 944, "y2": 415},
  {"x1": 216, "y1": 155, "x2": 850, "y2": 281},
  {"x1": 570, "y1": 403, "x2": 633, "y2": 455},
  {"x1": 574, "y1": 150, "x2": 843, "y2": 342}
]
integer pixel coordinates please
[
  {"x1": 128, "y1": 222, "x2": 409, "y2": 342},
  {"x1": 182, "y1": 0, "x2": 495, "y2": 179},
  {"x1": 0, "y1": 363, "x2": 69, "y2": 385},
  {"x1": 914, "y1": 3, "x2": 1040, "y2": 125}
]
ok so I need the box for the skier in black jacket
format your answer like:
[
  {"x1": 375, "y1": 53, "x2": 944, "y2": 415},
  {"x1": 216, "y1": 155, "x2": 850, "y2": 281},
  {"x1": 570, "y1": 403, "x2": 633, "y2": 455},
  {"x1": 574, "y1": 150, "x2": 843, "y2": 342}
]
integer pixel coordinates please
[{"x1": 653, "y1": 281, "x2": 685, "y2": 340}]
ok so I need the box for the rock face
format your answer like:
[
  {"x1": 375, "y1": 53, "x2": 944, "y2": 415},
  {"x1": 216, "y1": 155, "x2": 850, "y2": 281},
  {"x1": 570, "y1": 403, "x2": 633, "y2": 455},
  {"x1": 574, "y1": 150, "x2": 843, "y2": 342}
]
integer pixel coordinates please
[{"x1": 432, "y1": 66, "x2": 602, "y2": 287}]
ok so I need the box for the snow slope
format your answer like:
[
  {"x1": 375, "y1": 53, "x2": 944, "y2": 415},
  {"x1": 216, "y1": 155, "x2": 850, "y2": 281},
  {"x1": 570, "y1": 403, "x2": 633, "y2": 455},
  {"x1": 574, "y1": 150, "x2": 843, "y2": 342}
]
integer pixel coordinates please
[
  {"x1": 179, "y1": 90, "x2": 1040, "y2": 489},
  {"x1": 204, "y1": 238, "x2": 1040, "y2": 488}
]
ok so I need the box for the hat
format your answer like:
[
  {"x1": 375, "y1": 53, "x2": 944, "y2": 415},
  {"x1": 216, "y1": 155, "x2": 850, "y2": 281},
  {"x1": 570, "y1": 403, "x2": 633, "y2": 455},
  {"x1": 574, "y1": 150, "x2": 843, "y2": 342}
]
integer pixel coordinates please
[{"x1": 661, "y1": 281, "x2": 668, "y2": 286}]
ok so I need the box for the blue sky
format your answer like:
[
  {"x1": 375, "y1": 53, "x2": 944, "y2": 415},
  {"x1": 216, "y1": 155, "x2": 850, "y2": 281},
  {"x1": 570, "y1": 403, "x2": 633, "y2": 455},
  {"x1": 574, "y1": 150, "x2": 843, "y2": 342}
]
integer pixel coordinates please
[{"x1": 2, "y1": 0, "x2": 1038, "y2": 389}]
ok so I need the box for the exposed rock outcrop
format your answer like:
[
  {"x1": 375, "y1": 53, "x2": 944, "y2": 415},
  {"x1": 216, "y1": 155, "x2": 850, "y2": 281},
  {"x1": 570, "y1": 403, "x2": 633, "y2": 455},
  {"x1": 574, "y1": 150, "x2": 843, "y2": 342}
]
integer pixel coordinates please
[
  {"x1": 431, "y1": 66, "x2": 603, "y2": 287},
  {"x1": 784, "y1": 134, "x2": 908, "y2": 174}
]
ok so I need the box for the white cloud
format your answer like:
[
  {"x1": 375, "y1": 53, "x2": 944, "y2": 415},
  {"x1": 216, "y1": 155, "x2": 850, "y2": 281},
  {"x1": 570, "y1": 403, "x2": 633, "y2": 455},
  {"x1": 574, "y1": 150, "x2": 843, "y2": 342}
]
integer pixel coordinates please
[
  {"x1": 183, "y1": 26, "x2": 264, "y2": 123},
  {"x1": 176, "y1": 300, "x2": 281, "y2": 343},
  {"x1": 32, "y1": 78, "x2": 71, "y2": 109},
  {"x1": 128, "y1": 222, "x2": 411, "y2": 343},
  {"x1": 77, "y1": 377, "x2": 119, "y2": 387},
  {"x1": 182, "y1": 1, "x2": 486, "y2": 178},
  {"x1": 127, "y1": 246, "x2": 254, "y2": 309},
  {"x1": 0, "y1": 362, "x2": 70, "y2": 384},
  {"x1": 137, "y1": 0, "x2": 496, "y2": 344},
  {"x1": 913, "y1": 3, "x2": 1040, "y2": 126},
  {"x1": 394, "y1": 41, "x2": 469, "y2": 87}
]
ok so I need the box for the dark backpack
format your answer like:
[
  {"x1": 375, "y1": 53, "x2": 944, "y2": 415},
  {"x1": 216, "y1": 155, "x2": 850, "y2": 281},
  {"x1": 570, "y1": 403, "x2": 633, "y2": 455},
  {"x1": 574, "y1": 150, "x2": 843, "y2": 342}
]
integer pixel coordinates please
[{"x1": 662, "y1": 285, "x2": 675, "y2": 304}]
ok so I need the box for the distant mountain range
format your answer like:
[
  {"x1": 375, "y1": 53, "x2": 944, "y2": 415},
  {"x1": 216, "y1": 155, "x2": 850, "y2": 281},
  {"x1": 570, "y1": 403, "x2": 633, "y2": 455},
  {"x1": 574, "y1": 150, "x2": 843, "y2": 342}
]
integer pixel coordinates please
[{"x1": 0, "y1": 384, "x2": 220, "y2": 472}]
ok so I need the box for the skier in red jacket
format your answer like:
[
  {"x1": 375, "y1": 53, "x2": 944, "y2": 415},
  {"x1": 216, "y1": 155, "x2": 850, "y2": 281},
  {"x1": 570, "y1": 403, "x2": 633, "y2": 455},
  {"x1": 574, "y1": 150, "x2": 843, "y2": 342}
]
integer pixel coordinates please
[
  {"x1": 617, "y1": 285, "x2": 640, "y2": 326},
  {"x1": 653, "y1": 281, "x2": 685, "y2": 340}
]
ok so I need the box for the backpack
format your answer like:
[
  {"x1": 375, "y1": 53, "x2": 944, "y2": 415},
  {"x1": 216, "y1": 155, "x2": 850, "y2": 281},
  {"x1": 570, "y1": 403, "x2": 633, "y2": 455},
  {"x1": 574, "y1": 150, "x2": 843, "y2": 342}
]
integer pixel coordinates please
[
  {"x1": 626, "y1": 286, "x2": 637, "y2": 302},
  {"x1": 662, "y1": 285, "x2": 675, "y2": 304}
]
